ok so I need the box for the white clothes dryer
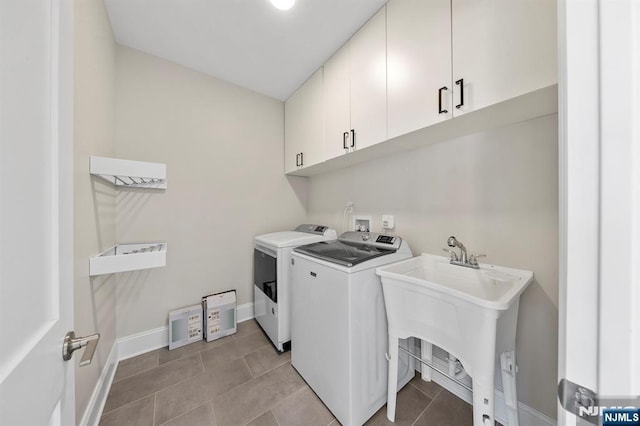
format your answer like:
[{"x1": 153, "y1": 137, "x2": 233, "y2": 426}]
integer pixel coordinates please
[{"x1": 254, "y1": 224, "x2": 336, "y2": 352}]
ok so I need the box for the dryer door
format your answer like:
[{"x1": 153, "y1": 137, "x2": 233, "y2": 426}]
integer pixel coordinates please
[
  {"x1": 254, "y1": 248, "x2": 277, "y2": 303},
  {"x1": 253, "y1": 247, "x2": 283, "y2": 351}
]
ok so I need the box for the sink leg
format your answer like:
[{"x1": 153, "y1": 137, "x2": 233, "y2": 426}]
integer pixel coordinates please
[
  {"x1": 472, "y1": 376, "x2": 495, "y2": 426},
  {"x1": 500, "y1": 351, "x2": 519, "y2": 426},
  {"x1": 421, "y1": 340, "x2": 433, "y2": 381},
  {"x1": 386, "y1": 334, "x2": 399, "y2": 422}
]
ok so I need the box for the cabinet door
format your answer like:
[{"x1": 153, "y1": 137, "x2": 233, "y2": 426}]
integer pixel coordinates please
[
  {"x1": 323, "y1": 43, "x2": 351, "y2": 161},
  {"x1": 349, "y1": 6, "x2": 387, "y2": 150},
  {"x1": 451, "y1": 0, "x2": 557, "y2": 115},
  {"x1": 284, "y1": 68, "x2": 324, "y2": 173},
  {"x1": 387, "y1": 0, "x2": 452, "y2": 139}
]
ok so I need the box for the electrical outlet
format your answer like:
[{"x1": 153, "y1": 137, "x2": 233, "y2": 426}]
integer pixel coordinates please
[{"x1": 382, "y1": 215, "x2": 395, "y2": 230}]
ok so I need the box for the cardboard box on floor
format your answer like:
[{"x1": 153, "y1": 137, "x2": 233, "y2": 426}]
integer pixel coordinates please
[{"x1": 202, "y1": 290, "x2": 237, "y2": 342}]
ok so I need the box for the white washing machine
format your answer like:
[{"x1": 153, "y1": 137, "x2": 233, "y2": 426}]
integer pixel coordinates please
[
  {"x1": 291, "y1": 231, "x2": 414, "y2": 426},
  {"x1": 254, "y1": 224, "x2": 336, "y2": 352}
]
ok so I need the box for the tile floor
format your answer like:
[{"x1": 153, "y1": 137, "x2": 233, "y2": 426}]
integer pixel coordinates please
[{"x1": 100, "y1": 320, "x2": 474, "y2": 426}]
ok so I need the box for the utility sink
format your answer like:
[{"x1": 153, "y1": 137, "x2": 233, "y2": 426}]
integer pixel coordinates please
[
  {"x1": 377, "y1": 253, "x2": 533, "y2": 311},
  {"x1": 376, "y1": 254, "x2": 533, "y2": 426}
]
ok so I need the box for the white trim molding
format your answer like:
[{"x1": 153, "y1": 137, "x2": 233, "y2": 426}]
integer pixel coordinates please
[
  {"x1": 78, "y1": 342, "x2": 118, "y2": 426},
  {"x1": 117, "y1": 302, "x2": 255, "y2": 360},
  {"x1": 117, "y1": 325, "x2": 169, "y2": 361}
]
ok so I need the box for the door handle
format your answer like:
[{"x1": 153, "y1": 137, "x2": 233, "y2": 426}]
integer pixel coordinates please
[
  {"x1": 350, "y1": 129, "x2": 355, "y2": 148},
  {"x1": 299, "y1": 152, "x2": 303, "y2": 167},
  {"x1": 438, "y1": 86, "x2": 448, "y2": 114},
  {"x1": 62, "y1": 331, "x2": 100, "y2": 366},
  {"x1": 455, "y1": 78, "x2": 464, "y2": 109},
  {"x1": 343, "y1": 131, "x2": 349, "y2": 150}
]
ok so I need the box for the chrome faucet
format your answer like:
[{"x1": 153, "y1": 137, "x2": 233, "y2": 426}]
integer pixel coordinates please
[
  {"x1": 442, "y1": 236, "x2": 486, "y2": 269},
  {"x1": 447, "y1": 236, "x2": 467, "y2": 263}
]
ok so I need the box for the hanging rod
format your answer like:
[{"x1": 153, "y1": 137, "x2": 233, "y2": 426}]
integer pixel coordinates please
[
  {"x1": 397, "y1": 346, "x2": 473, "y2": 392},
  {"x1": 116, "y1": 243, "x2": 164, "y2": 255},
  {"x1": 90, "y1": 156, "x2": 167, "y2": 189}
]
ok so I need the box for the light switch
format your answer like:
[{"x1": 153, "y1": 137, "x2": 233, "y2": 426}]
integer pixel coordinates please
[{"x1": 382, "y1": 215, "x2": 395, "y2": 230}]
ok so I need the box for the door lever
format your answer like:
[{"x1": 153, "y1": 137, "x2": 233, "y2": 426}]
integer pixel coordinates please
[{"x1": 63, "y1": 331, "x2": 100, "y2": 366}]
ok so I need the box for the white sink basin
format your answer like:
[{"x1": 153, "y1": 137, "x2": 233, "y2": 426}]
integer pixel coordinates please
[
  {"x1": 376, "y1": 253, "x2": 533, "y2": 311},
  {"x1": 376, "y1": 253, "x2": 533, "y2": 426}
]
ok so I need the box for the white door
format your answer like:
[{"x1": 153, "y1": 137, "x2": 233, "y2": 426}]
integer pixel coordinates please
[
  {"x1": 284, "y1": 68, "x2": 324, "y2": 174},
  {"x1": 323, "y1": 42, "x2": 351, "y2": 161},
  {"x1": 558, "y1": 0, "x2": 640, "y2": 424},
  {"x1": 386, "y1": 0, "x2": 452, "y2": 139},
  {"x1": 451, "y1": 0, "x2": 557, "y2": 115},
  {"x1": 349, "y1": 6, "x2": 387, "y2": 151},
  {"x1": 0, "y1": 0, "x2": 75, "y2": 425}
]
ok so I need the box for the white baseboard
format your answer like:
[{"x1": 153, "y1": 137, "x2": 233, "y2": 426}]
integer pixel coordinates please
[
  {"x1": 236, "y1": 301, "x2": 254, "y2": 323},
  {"x1": 117, "y1": 325, "x2": 169, "y2": 361},
  {"x1": 117, "y1": 302, "x2": 254, "y2": 360},
  {"x1": 79, "y1": 342, "x2": 118, "y2": 426}
]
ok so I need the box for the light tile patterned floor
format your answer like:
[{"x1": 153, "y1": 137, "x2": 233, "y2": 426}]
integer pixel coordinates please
[{"x1": 100, "y1": 320, "x2": 475, "y2": 426}]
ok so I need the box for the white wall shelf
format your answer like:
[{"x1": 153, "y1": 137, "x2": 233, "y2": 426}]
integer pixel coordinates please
[
  {"x1": 90, "y1": 156, "x2": 167, "y2": 189},
  {"x1": 89, "y1": 243, "x2": 167, "y2": 276}
]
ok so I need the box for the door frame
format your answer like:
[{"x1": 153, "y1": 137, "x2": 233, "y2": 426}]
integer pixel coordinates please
[
  {"x1": 558, "y1": 0, "x2": 640, "y2": 423},
  {"x1": 58, "y1": 0, "x2": 76, "y2": 421}
]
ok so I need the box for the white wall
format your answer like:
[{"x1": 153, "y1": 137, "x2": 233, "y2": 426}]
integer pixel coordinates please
[
  {"x1": 307, "y1": 114, "x2": 559, "y2": 419},
  {"x1": 73, "y1": 0, "x2": 117, "y2": 420},
  {"x1": 114, "y1": 46, "x2": 307, "y2": 337}
]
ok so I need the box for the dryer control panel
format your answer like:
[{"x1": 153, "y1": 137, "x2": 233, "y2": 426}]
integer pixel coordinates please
[{"x1": 295, "y1": 224, "x2": 331, "y2": 235}]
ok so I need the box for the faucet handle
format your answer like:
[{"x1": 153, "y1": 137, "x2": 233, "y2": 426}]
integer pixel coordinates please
[
  {"x1": 468, "y1": 254, "x2": 486, "y2": 265},
  {"x1": 442, "y1": 248, "x2": 459, "y2": 262}
]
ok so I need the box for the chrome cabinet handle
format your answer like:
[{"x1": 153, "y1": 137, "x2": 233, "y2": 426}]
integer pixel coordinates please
[
  {"x1": 343, "y1": 132, "x2": 349, "y2": 150},
  {"x1": 299, "y1": 152, "x2": 303, "y2": 167},
  {"x1": 63, "y1": 331, "x2": 100, "y2": 366},
  {"x1": 438, "y1": 86, "x2": 448, "y2": 114},
  {"x1": 350, "y1": 129, "x2": 355, "y2": 148},
  {"x1": 455, "y1": 78, "x2": 464, "y2": 109}
]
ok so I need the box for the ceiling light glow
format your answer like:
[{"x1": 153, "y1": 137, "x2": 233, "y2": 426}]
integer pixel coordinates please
[{"x1": 270, "y1": 0, "x2": 295, "y2": 11}]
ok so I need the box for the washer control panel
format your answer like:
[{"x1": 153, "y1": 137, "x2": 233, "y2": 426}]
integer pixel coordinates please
[
  {"x1": 375, "y1": 235, "x2": 396, "y2": 245},
  {"x1": 295, "y1": 224, "x2": 330, "y2": 235},
  {"x1": 339, "y1": 231, "x2": 402, "y2": 250}
]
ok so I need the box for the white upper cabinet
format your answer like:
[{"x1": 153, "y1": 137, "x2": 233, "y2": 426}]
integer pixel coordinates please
[
  {"x1": 349, "y1": 7, "x2": 387, "y2": 151},
  {"x1": 323, "y1": 43, "x2": 352, "y2": 161},
  {"x1": 387, "y1": 0, "x2": 556, "y2": 137},
  {"x1": 451, "y1": 0, "x2": 557, "y2": 115},
  {"x1": 387, "y1": 0, "x2": 452, "y2": 140},
  {"x1": 324, "y1": 6, "x2": 387, "y2": 160},
  {"x1": 284, "y1": 0, "x2": 557, "y2": 176},
  {"x1": 284, "y1": 68, "x2": 325, "y2": 173}
]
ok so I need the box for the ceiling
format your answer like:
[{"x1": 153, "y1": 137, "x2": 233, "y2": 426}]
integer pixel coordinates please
[{"x1": 104, "y1": 0, "x2": 388, "y2": 101}]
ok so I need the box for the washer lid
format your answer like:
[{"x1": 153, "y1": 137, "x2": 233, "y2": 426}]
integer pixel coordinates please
[
  {"x1": 293, "y1": 240, "x2": 395, "y2": 267},
  {"x1": 255, "y1": 230, "x2": 336, "y2": 248}
]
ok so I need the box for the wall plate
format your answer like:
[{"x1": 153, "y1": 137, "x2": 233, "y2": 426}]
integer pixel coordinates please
[{"x1": 353, "y1": 215, "x2": 372, "y2": 232}]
